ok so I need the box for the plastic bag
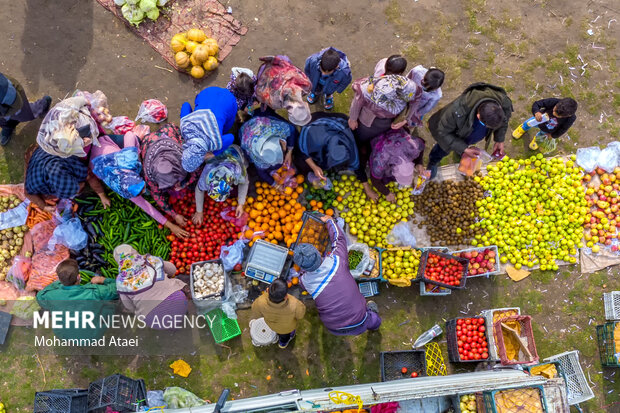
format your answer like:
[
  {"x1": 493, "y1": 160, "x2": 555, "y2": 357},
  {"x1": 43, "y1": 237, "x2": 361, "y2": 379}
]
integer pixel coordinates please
[
  {"x1": 271, "y1": 164, "x2": 298, "y2": 189},
  {"x1": 0, "y1": 199, "x2": 29, "y2": 231},
  {"x1": 30, "y1": 220, "x2": 56, "y2": 252},
  {"x1": 74, "y1": 90, "x2": 112, "y2": 127},
  {"x1": 49, "y1": 218, "x2": 88, "y2": 251},
  {"x1": 458, "y1": 150, "x2": 492, "y2": 176},
  {"x1": 576, "y1": 146, "x2": 601, "y2": 172},
  {"x1": 411, "y1": 171, "x2": 430, "y2": 196},
  {"x1": 598, "y1": 145, "x2": 619, "y2": 173},
  {"x1": 534, "y1": 131, "x2": 557, "y2": 154},
  {"x1": 136, "y1": 99, "x2": 168, "y2": 123},
  {"x1": 106, "y1": 116, "x2": 136, "y2": 135},
  {"x1": 163, "y1": 387, "x2": 205, "y2": 409},
  {"x1": 220, "y1": 239, "x2": 247, "y2": 272},
  {"x1": 6, "y1": 256, "x2": 31, "y2": 290},
  {"x1": 386, "y1": 221, "x2": 417, "y2": 247},
  {"x1": 220, "y1": 207, "x2": 248, "y2": 228},
  {"x1": 348, "y1": 243, "x2": 371, "y2": 278},
  {"x1": 147, "y1": 390, "x2": 167, "y2": 408},
  {"x1": 308, "y1": 171, "x2": 333, "y2": 190},
  {"x1": 26, "y1": 246, "x2": 70, "y2": 291}
]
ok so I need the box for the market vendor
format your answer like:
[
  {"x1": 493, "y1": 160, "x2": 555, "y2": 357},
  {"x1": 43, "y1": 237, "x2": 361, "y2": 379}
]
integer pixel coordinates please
[
  {"x1": 24, "y1": 145, "x2": 107, "y2": 213},
  {"x1": 427, "y1": 82, "x2": 513, "y2": 179},
  {"x1": 239, "y1": 108, "x2": 297, "y2": 189},
  {"x1": 37, "y1": 259, "x2": 118, "y2": 340},
  {"x1": 138, "y1": 124, "x2": 199, "y2": 234},
  {"x1": 295, "y1": 112, "x2": 375, "y2": 197},
  {"x1": 193, "y1": 144, "x2": 249, "y2": 225},
  {"x1": 113, "y1": 244, "x2": 188, "y2": 329},
  {"x1": 89, "y1": 131, "x2": 189, "y2": 238},
  {"x1": 368, "y1": 129, "x2": 426, "y2": 202},
  {"x1": 255, "y1": 55, "x2": 312, "y2": 126},
  {"x1": 180, "y1": 86, "x2": 237, "y2": 174},
  {"x1": 294, "y1": 215, "x2": 381, "y2": 336}
]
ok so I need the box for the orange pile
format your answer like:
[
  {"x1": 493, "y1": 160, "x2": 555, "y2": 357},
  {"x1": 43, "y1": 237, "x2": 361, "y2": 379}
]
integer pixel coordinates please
[{"x1": 243, "y1": 176, "x2": 306, "y2": 247}]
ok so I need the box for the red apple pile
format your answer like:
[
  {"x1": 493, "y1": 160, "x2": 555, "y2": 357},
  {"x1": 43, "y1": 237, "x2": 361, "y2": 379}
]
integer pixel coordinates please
[
  {"x1": 454, "y1": 248, "x2": 497, "y2": 276},
  {"x1": 455, "y1": 317, "x2": 489, "y2": 361},
  {"x1": 583, "y1": 167, "x2": 620, "y2": 251},
  {"x1": 423, "y1": 253, "x2": 465, "y2": 287}
]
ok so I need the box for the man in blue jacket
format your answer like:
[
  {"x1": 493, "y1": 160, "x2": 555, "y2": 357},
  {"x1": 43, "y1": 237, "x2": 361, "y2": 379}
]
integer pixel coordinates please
[{"x1": 304, "y1": 48, "x2": 352, "y2": 110}]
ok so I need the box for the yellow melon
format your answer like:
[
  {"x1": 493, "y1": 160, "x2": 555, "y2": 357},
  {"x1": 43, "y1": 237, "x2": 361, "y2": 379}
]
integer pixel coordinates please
[
  {"x1": 202, "y1": 38, "x2": 219, "y2": 56},
  {"x1": 175, "y1": 51, "x2": 190, "y2": 69},
  {"x1": 187, "y1": 28, "x2": 207, "y2": 43},
  {"x1": 203, "y1": 56, "x2": 219, "y2": 71},
  {"x1": 170, "y1": 33, "x2": 187, "y2": 52},
  {"x1": 190, "y1": 65, "x2": 205, "y2": 79}
]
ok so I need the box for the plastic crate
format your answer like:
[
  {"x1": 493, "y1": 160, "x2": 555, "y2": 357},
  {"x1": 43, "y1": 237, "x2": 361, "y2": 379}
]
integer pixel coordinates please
[
  {"x1": 453, "y1": 393, "x2": 485, "y2": 413},
  {"x1": 34, "y1": 390, "x2": 88, "y2": 413},
  {"x1": 87, "y1": 374, "x2": 146, "y2": 413},
  {"x1": 419, "y1": 281, "x2": 452, "y2": 296},
  {"x1": 480, "y1": 307, "x2": 521, "y2": 361},
  {"x1": 446, "y1": 317, "x2": 490, "y2": 363},
  {"x1": 544, "y1": 350, "x2": 595, "y2": 405},
  {"x1": 380, "y1": 350, "x2": 427, "y2": 381},
  {"x1": 190, "y1": 259, "x2": 226, "y2": 310},
  {"x1": 451, "y1": 245, "x2": 500, "y2": 278},
  {"x1": 596, "y1": 321, "x2": 620, "y2": 367},
  {"x1": 291, "y1": 211, "x2": 330, "y2": 255},
  {"x1": 380, "y1": 247, "x2": 424, "y2": 286},
  {"x1": 604, "y1": 291, "x2": 620, "y2": 320},
  {"x1": 524, "y1": 361, "x2": 565, "y2": 380},
  {"x1": 483, "y1": 385, "x2": 548, "y2": 413},
  {"x1": 417, "y1": 250, "x2": 468, "y2": 290},
  {"x1": 493, "y1": 315, "x2": 539, "y2": 365},
  {"x1": 205, "y1": 308, "x2": 241, "y2": 344}
]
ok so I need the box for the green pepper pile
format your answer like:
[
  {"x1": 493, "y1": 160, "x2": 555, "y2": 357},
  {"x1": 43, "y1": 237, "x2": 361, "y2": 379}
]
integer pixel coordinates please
[{"x1": 348, "y1": 250, "x2": 364, "y2": 270}]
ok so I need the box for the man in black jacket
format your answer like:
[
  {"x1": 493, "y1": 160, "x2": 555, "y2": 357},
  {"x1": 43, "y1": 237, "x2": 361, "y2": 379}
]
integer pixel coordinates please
[
  {"x1": 426, "y1": 83, "x2": 513, "y2": 178},
  {"x1": 512, "y1": 97, "x2": 578, "y2": 148},
  {"x1": 0, "y1": 73, "x2": 51, "y2": 146}
]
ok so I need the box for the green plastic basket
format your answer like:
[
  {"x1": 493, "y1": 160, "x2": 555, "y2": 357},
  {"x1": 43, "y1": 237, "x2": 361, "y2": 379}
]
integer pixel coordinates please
[
  {"x1": 596, "y1": 322, "x2": 620, "y2": 367},
  {"x1": 205, "y1": 308, "x2": 241, "y2": 344}
]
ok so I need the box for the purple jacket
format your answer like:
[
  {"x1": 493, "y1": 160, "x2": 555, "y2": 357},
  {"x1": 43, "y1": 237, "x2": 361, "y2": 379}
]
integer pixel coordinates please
[
  {"x1": 304, "y1": 48, "x2": 352, "y2": 96},
  {"x1": 300, "y1": 219, "x2": 368, "y2": 331}
]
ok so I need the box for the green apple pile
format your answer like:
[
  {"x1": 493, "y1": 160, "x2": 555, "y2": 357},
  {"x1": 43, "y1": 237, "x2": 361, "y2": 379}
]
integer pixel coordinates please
[
  {"x1": 333, "y1": 176, "x2": 414, "y2": 248},
  {"x1": 473, "y1": 154, "x2": 586, "y2": 270}
]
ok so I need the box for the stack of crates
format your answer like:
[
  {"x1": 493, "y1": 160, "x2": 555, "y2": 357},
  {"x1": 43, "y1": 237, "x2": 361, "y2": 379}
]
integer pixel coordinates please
[
  {"x1": 34, "y1": 389, "x2": 88, "y2": 413},
  {"x1": 544, "y1": 351, "x2": 595, "y2": 405}
]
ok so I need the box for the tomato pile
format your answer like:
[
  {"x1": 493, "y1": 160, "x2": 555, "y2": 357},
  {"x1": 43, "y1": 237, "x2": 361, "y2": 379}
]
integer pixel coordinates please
[
  {"x1": 168, "y1": 192, "x2": 240, "y2": 275},
  {"x1": 399, "y1": 367, "x2": 419, "y2": 378},
  {"x1": 455, "y1": 318, "x2": 489, "y2": 361},
  {"x1": 422, "y1": 252, "x2": 466, "y2": 287}
]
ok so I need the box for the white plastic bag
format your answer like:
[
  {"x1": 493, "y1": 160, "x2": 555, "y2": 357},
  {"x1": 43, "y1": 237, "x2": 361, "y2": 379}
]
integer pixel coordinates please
[
  {"x1": 136, "y1": 99, "x2": 168, "y2": 123},
  {"x1": 576, "y1": 147, "x2": 601, "y2": 172},
  {"x1": 106, "y1": 116, "x2": 136, "y2": 135},
  {"x1": 220, "y1": 239, "x2": 246, "y2": 272},
  {"x1": 0, "y1": 199, "x2": 29, "y2": 231},
  {"x1": 599, "y1": 145, "x2": 620, "y2": 173},
  {"x1": 386, "y1": 221, "x2": 417, "y2": 248},
  {"x1": 48, "y1": 218, "x2": 88, "y2": 251},
  {"x1": 347, "y1": 243, "x2": 371, "y2": 278}
]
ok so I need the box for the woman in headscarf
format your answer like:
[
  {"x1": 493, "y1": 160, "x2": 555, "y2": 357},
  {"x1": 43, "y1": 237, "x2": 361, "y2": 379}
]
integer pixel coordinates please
[
  {"x1": 113, "y1": 244, "x2": 188, "y2": 330},
  {"x1": 180, "y1": 86, "x2": 237, "y2": 174},
  {"x1": 240, "y1": 109, "x2": 297, "y2": 188},
  {"x1": 89, "y1": 131, "x2": 189, "y2": 238},
  {"x1": 254, "y1": 55, "x2": 312, "y2": 126},
  {"x1": 369, "y1": 129, "x2": 426, "y2": 202},
  {"x1": 192, "y1": 144, "x2": 249, "y2": 225},
  {"x1": 139, "y1": 124, "x2": 199, "y2": 236},
  {"x1": 295, "y1": 112, "x2": 376, "y2": 198},
  {"x1": 348, "y1": 56, "x2": 419, "y2": 197}
]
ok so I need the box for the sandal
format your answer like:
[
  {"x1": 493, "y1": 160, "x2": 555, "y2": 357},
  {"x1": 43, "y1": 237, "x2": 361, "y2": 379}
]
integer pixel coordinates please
[
  {"x1": 307, "y1": 92, "x2": 317, "y2": 104},
  {"x1": 324, "y1": 95, "x2": 334, "y2": 110}
]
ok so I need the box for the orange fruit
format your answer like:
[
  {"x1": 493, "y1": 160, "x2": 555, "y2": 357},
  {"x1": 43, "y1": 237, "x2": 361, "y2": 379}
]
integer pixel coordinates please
[
  {"x1": 255, "y1": 202, "x2": 264, "y2": 211},
  {"x1": 247, "y1": 196, "x2": 255, "y2": 204},
  {"x1": 256, "y1": 187, "x2": 263, "y2": 195},
  {"x1": 250, "y1": 210, "x2": 260, "y2": 219},
  {"x1": 244, "y1": 229, "x2": 255, "y2": 239},
  {"x1": 296, "y1": 175, "x2": 304, "y2": 184},
  {"x1": 293, "y1": 263, "x2": 301, "y2": 272},
  {"x1": 287, "y1": 281, "x2": 293, "y2": 288},
  {"x1": 291, "y1": 277, "x2": 299, "y2": 285},
  {"x1": 284, "y1": 187, "x2": 294, "y2": 195},
  {"x1": 296, "y1": 186, "x2": 304, "y2": 194},
  {"x1": 336, "y1": 196, "x2": 343, "y2": 202},
  {"x1": 255, "y1": 181, "x2": 262, "y2": 188},
  {"x1": 316, "y1": 201, "x2": 323, "y2": 209},
  {"x1": 310, "y1": 200, "x2": 317, "y2": 207},
  {"x1": 325, "y1": 209, "x2": 334, "y2": 216}
]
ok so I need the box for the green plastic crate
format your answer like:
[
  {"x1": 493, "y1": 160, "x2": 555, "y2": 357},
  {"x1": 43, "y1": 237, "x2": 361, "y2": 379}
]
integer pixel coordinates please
[
  {"x1": 597, "y1": 322, "x2": 620, "y2": 367},
  {"x1": 483, "y1": 385, "x2": 547, "y2": 413},
  {"x1": 205, "y1": 308, "x2": 241, "y2": 344}
]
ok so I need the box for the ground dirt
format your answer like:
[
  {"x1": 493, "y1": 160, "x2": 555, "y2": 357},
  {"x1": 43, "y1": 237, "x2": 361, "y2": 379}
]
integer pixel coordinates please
[{"x1": 1, "y1": 0, "x2": 620, "y2": 412}]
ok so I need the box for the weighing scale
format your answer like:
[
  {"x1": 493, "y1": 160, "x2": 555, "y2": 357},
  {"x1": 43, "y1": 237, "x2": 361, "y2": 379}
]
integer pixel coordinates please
[{"x1": 244, "y1": 239, "x2": 290, "y2": 284}]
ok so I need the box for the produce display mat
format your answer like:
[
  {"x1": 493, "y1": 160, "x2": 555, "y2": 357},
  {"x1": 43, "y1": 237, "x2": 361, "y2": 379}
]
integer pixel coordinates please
[{"x1": 95, "y1": 0, "x2": 247, "y2": 76}]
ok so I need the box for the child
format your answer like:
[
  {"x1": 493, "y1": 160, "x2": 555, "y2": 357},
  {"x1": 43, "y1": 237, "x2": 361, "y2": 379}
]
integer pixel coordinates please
[
  {"x1": 226, "y1": 67, "x2": 256, "y2": 114},
  {"x1": 512, "y1": 97, "x2": 578, "y2": 151},
  {"x1": 251, "y1": 279, "x2": 306, "y2": 349},
  {"x1": 304, "y1": 47, "x2": 352, "y2": 110},
  {"x1": 406, "y1": 66, "x2": 445, "y2": 126}
]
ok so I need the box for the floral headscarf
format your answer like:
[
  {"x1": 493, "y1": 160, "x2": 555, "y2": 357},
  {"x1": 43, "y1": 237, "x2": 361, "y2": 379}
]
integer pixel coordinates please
[
  {"x1": 198, "y1": 145, "x2": 247, "y2": 202},
  {"x1": 113, "y1": 244, "x2": 164, "y2": 294},
  {"x1": 92, "y1": 147, "x2": 145, "y2": 199},
  {"x1": 370, "y1": 129, "x2": 424, "y2": 183},
  {"x1": 359, "y1": 75, "x2": 417, "y2": 116},
  {"x1": 240, "y1": 116, "x2": 290, "y2": 169}
]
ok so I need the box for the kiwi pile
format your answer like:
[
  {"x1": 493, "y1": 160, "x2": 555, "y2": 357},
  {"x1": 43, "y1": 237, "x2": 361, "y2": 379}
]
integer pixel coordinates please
[{"x1": 414, "y1": 177, "x2": 484, "y2": 246}]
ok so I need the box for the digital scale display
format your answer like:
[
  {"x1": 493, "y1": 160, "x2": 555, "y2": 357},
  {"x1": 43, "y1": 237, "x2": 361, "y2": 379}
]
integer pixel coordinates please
[{"x1": 244, "y1": 240, "x2": 290, "y2": 284}]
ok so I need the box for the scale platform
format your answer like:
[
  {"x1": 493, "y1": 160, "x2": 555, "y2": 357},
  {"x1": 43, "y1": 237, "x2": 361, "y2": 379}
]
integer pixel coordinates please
[
  {"x1": 358, "y1": 281, "x2": 379, "y2": 297},
  {"x1": 245, "y1": 240, "x2": 290, "y2": 284}
]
